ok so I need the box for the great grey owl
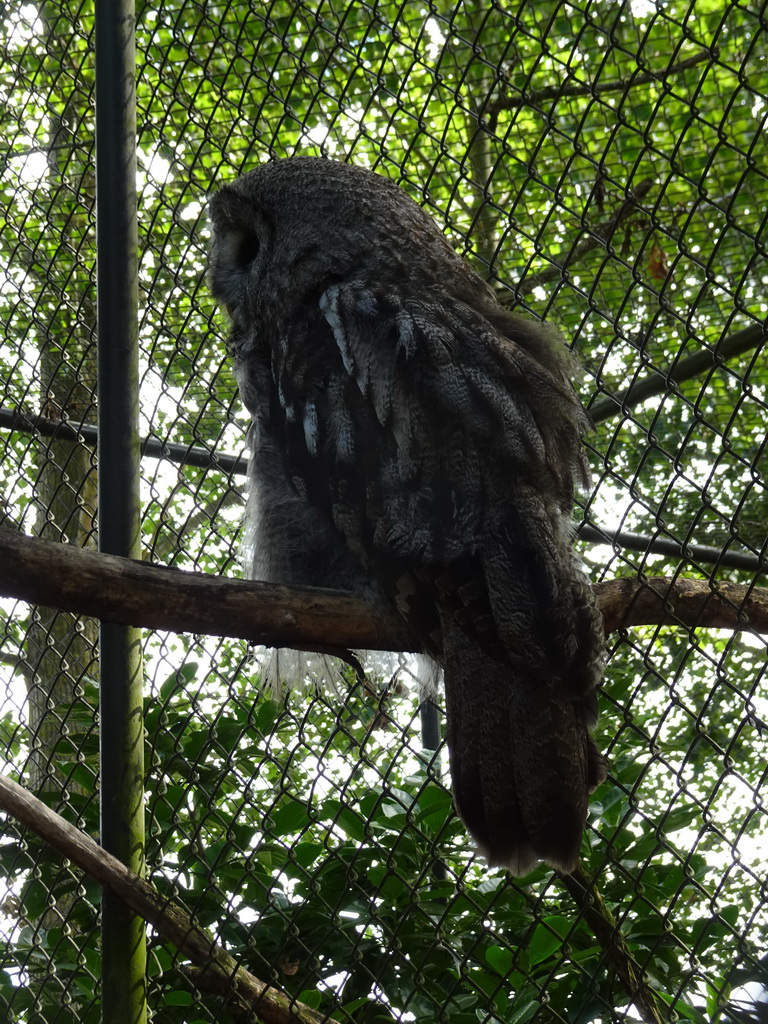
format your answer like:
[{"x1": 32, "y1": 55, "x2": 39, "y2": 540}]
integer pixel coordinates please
[{"x1": 208, "y1": 157, "x2": 605, "y2": 875}]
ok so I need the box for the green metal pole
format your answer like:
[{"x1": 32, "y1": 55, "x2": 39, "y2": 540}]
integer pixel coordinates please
[{"x1": 95, "y1": 0, "x2": 146, "y2": 1020}]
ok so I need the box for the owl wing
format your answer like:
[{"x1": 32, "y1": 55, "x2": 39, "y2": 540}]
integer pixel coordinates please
[{"x1": 273, "y1": 280, "x2": 598, "y2": 682}]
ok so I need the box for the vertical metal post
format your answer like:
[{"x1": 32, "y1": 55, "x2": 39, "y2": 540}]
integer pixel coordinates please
[
  {"x1": 420, "y1": 699, "x2": 447, "y2": 881},
  {"x1": 95, "y1": 0, "x2": 146, "y2": 1021},
  {"x1": 419, "y1": 699, "x2": 441, "y2": 753}
]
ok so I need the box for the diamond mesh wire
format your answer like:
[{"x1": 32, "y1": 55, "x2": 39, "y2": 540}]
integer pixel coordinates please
[{"x1": 0, "y1": 0, "x2": 766, "y2": 1022}]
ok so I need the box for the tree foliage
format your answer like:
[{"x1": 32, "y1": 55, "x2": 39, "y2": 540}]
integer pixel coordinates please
[{"x1": 0, "y1": 0, "x2": 766, "y2": 1021}]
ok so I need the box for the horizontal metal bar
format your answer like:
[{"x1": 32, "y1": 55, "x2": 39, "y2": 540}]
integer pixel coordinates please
[
  {"x1": 4, "y1": 321, "x2": 762, "y2": 475},
  {"x1": 3, "y1": 427, "x2": 764, "y2": 575},
  {"x1": 589, "y1": 321, "x2": 765, "y2": 424},
  {"x1": 0, "y1": 406, "x2": 247, "y2": 474},
  {"x1": 578, "y1": 523, "x2": 765, "y2": 574}
]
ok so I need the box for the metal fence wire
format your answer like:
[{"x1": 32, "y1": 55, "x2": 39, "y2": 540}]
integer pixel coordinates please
[{"x1": 0, "y1": 0, "x2": 767, "y2": 1022}]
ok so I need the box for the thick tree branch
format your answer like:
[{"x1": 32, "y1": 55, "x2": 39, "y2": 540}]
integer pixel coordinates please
[
  {"x1": 0, "y1": 526, "x2": 417, "y2": 652},
  {"x1": 0, "y1": 773, "x2": 338, "y2": 1024},
  {"x1": 1, "y1": 528, "x2": 767, "y2": 646},
  {"x1": 560, "y1": 867, "x2": 665, "y2": 1024},
  {"x1": 596, "y1": 575, "x2": 768, "y2": 636},
  {"x1": 2, "y1": 531, "x2": 763, "y2": 1024}
]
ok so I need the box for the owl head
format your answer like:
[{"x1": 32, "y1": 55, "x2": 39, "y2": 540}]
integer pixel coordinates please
[{"x1": 207, "y1": 157, "x2": 489, "y2": 330}]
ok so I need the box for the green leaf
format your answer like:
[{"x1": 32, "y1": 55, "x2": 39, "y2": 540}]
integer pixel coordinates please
[
  {"x1": 507, "y1": 991, "x2": 541, "y2": 1024},
  {"x1": 662, "y1": 804, "x2": 702, "y2": 833},
  {"x1": 485, "y1": 944, "x2": 515, "y2": 976},
  {"x1": 528, "y1": 918, "x2": 569, "y2": 965},
  {"x1": 292, "y1": 840, "x2": 326, "y2": 868},
  {"x1": 165, "y1": 990, "x2": 195, "y2": 1006},
  {"x1": 159, "y1": 662, "x2": 199, "y2": 701},
  {"x1": 270, "y1": 799, "x2": 310, "y2": 835},
  {"x1": 297, "y1": 989, "x2": 323, "y2": 1008}
]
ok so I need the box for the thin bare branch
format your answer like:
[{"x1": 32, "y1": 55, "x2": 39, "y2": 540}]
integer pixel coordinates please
[
  {"x1": 512, "y1": 177, "x2": 655, "y2": 294},
  {"x1": 588, "y1": 321, "x2": 767, "y2": 423},
  {"x1": 486, "y1": 50, "x2": 715, "y2": 115}
]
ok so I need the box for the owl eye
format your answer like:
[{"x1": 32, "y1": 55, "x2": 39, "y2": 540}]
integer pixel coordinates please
[{"x1": 234, "y1": 229, "x2": 260, "y2": 268}]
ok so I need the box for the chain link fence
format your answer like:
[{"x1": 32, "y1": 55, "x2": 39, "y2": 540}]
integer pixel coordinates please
[{"x1": 1, "y1": 0, "x2": 766, "y2": 1021}]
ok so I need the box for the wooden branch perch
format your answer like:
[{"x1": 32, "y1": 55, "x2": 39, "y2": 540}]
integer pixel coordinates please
[
  {"x1": 0, "y1": 527, "x2": 417, "y2": 652},
  {"x1": 1, "y1": 528, "x2": 767, "y2": 646},
  {"x1": 0, "y1": 772, "x2": 339, "y2": 1024},
  {"x1": 596, "y1": 575, "x2": 768, "y2": 635}
]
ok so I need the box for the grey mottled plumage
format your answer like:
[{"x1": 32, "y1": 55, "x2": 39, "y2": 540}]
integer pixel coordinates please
[{"x1": 208, "y1": 157, "x2": 605, "y2": 875}]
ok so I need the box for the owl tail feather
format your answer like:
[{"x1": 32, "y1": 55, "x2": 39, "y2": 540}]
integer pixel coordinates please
[{"x1": 442, "y1": 619, "x2": 604, "y2": 876}]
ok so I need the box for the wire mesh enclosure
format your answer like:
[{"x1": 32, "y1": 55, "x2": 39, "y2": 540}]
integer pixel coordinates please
[{"x1": 0, "y1": 1, "x2": 766, "y2": 1022}]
